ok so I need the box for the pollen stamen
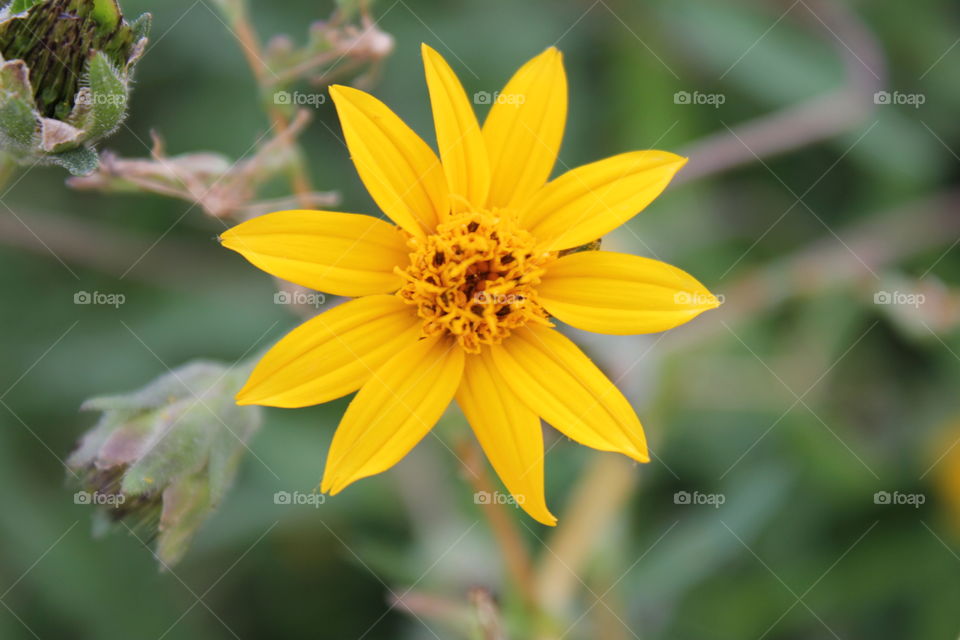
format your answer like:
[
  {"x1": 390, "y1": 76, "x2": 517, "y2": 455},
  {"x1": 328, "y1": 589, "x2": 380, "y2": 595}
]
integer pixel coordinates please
[{"x1": 397, "y1": 210, "x2": 554, "y2": 353}]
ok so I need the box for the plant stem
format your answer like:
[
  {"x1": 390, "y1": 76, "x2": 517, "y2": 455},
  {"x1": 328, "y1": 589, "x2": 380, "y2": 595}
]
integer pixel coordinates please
[
  {"x1": 458, "y1": 438, "x2": 539, "y2": 612},
  {"x1": 535, "y1": 454, "x2": 637, "y2": 617},
  {"x1": 221, "y1": 0, "x2": 314, "y2": 207}
]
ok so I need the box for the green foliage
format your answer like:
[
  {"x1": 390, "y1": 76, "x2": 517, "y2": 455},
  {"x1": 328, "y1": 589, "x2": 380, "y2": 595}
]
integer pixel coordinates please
[
  {"x1": 0, "y1": 0, "x2": 958, "y2": 638},
  {"x1": 68, "y1": 360, "x2": 262, "y2": 566},
  {"x1": 47, "y1": 146, "x2": 98, "y2": 174},
  {"x1": 0, "y1": 0, "x2": 150, "y2": 173}
]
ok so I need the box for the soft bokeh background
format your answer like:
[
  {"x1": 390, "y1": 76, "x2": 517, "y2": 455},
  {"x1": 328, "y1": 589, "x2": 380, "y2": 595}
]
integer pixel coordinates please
[{"x1": 2, "y1": 0, "x2": 959, "y2": 638}]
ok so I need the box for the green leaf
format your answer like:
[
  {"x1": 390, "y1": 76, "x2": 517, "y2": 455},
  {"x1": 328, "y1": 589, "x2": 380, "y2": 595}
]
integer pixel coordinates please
[
  {"x1": 8, "y1": 0, "x2": 43, "y2": 13},
  {"x1": 82, "y1": 362, "x2": 226, "y2": 412},
  {"x1": 120, "y1": 399, "x2": 218, "y2": 496},
  {"x1": 48, "y1": 145, "x2": 99, "y2": 175},
  {"x1": 91, "y1": 0, "x2": 122, "y2": 33},
  {"x1": 80, "y1": 51, "x2": 128, "y2": 140},
  {"x1": 0, "y1": 91, "x2": 38, "y2": 149},
  {"x1": 129, "y1": 12, "x2": 152, "y2": 43},
  {"x1": 156, "y1": 476, "x2": 213, "y2": 567}
]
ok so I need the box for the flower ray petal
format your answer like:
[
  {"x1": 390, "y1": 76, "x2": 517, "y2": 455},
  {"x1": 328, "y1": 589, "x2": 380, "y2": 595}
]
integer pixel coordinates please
[
  {"x1": 237, "y1": 295, "x2": 421, "y2": 408},
  {"x1": 331, "y1": 84, "x2": 449, "y2": 236},
  {"x1": 523, "y1": 151, "x2": 686, "y2": 251},
  {"x1": 539, "y1": 251, "x2": 720, "y2": 335},
  {"x1": 489, "y1": 325, "x2": 648, "y2": 462},
  {"x1": 457, "y1": 350, "x2": 556, "y2": 525},
  {"x1": 321, "y1": 336, "x2": 465, "y2": 494},
  {"x1": 220, "y1": 210, "x2": 408, "y2": 296},
  {"x1": 422, "y1": 43, "x2": 490, "y2": 212},
  {"x1": 482, "y1": 47, "x2": 567, "y2": 208}
]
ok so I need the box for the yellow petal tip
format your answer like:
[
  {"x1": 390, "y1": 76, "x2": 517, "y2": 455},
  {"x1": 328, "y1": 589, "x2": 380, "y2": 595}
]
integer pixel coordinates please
[
  {"x1": 235, "y1": 392, "x2": 262, "y2": 407},
  {"x1": 537, "y1": 513, "x2": 559, "y2": 527},
  {"x1": 622, "y1": 445, "x2": 650, "y2": 464},
  {"x1": 694, "y1": 291, "x2": 723, "y2": 312},
  {"x1": 235, "y1": 384, "x2": 272, "y2": 406},
  {"x1": 319, "y1": 476, "x2": 334, "y2": 494},
  {"x1": 328, "y1": 84, "x2": 353, "y2": 102}
]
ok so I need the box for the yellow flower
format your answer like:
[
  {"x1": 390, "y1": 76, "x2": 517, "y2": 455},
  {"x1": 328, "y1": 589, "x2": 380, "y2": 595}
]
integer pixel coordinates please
[{"x1": 220, "y1": 44, "x2": 719, "y2": 525}]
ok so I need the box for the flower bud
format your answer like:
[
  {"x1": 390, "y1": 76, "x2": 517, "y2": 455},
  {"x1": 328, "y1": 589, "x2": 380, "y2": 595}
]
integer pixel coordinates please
[
  {"x1": 0, "y1": 0, "x2": 150, "y2": 174},
  {"x1": 68, "y1": 360, "x2": 262, "y2": 567}
]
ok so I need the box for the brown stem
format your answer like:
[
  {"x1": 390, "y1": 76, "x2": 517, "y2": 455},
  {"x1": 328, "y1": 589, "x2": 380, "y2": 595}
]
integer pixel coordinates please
[
  {"x1": 226, "y1": 0, "x2": 315, "y2": 208},
  {"x1": 0, "y1": 206, "x2": 234, "y2": 287},
  {"x1": 458, "y1": 438, "x2": 539, "y2": 612},
  {"x1": 676, "y1": 0, "x2": 886, "y2": 184},
  {"x1": 535, "y1": 454, "x2": 637, "y2": 618}
]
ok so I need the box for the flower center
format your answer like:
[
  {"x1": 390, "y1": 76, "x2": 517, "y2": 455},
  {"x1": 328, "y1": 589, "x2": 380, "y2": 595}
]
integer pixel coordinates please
[{"x1": 397, "y1": 210, "x2": 555, "y2": 353}]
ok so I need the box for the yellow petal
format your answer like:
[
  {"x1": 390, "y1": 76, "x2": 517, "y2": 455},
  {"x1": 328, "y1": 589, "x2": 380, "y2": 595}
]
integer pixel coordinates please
[
  {"x1": 321, "y1": 336, "x2": 464, "y2": 494},
  {"x1": 237, "y1": 295, "x2": 421, "y2": 408},
  {"x1": 522, "y1": 151, "x2": 687, "y2": 251},
  {"x1": 330, "y1": 84, "x2": 449, "y2": 237},
  {"x1": 422, "y1": 43, "x2": 490, "y2": 212},
  {"x1": 538, "y1": 251, "x2": 721, "y2": 335},
  {"x1": 220, "y1": 210, "x2": 408, "y2": 296},
  {"x1": 457, "y1": 351, "x2": 556, "y2": 525},
  {"x1": 489, "y1": 325, "x2": 648, "y2": 462},
  {"x1": 482, "y1": 47, "x2": 567, "y2": 209}
]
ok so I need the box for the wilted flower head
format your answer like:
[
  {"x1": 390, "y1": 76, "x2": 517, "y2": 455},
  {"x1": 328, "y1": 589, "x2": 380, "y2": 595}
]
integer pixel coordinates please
[
  {"x1": 0, "y1": 0, "x2": 150, "y2": 174},
  {"x1": 68, "y1": 360, "x2": 261, "y2": 566}
]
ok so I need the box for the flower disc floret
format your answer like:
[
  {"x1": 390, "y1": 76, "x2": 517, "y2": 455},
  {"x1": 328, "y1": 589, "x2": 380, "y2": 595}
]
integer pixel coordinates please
[{"x1": 397, "y1": 210, "x2": 554, "y2": 353}]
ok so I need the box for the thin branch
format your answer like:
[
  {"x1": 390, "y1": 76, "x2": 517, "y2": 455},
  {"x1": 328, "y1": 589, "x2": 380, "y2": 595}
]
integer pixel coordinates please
[{"x1": 676, "y1": 0, "x2": 886, "y2": 184}]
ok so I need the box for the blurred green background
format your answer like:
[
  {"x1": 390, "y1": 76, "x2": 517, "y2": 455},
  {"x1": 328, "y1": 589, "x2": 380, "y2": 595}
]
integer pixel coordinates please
[{"x1": 2, "y1": 0, "x2": 959, "y2": 638}]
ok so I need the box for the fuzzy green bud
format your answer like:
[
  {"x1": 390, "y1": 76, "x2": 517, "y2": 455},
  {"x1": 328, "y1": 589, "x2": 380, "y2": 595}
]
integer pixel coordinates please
[
  {"x1": 68, "y1": 361, "x2": 262, "y2": 567},
  {"x1": 0, "y1": 0, "x2": 150, "y2": 174}
]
